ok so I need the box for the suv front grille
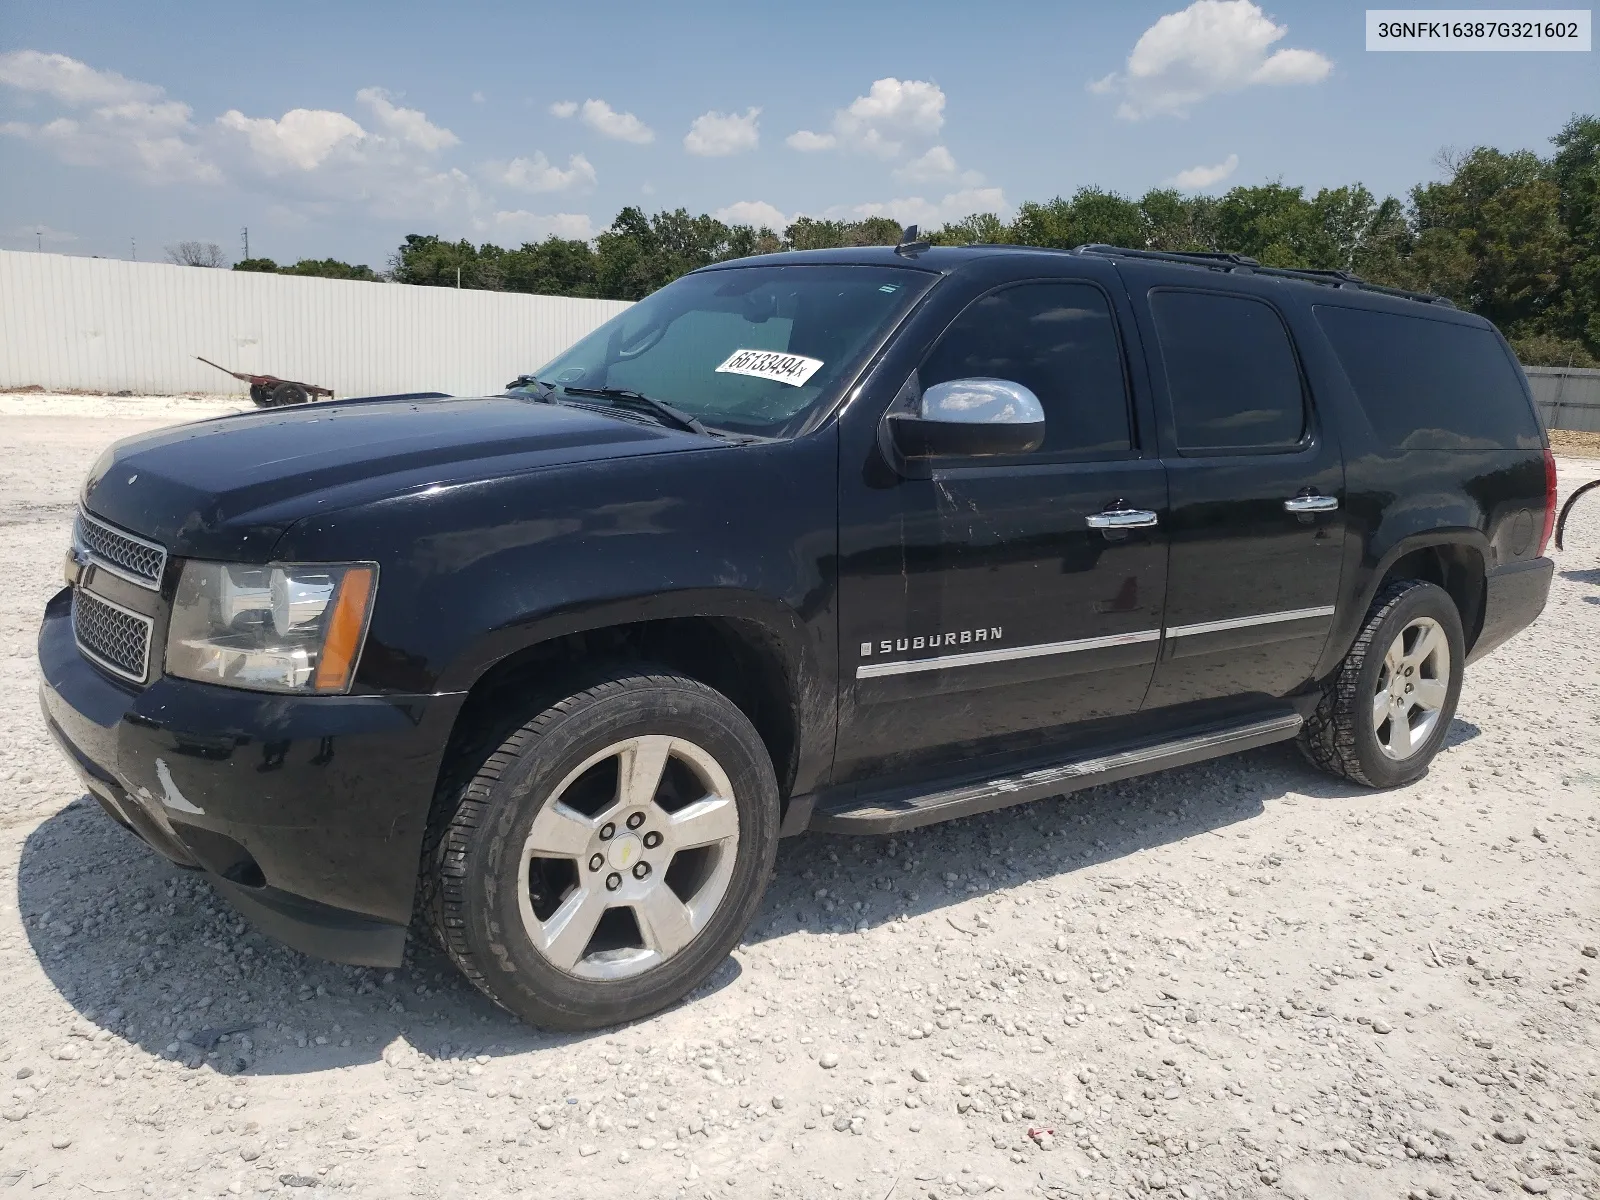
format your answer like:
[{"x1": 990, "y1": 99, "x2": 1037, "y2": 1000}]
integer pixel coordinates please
[
  {"x1": 73, "y1": 589, "x2": 153, "y2": 683},
  {"x1": 75, "y1": 510, "x2": 167, "y2": 589}
]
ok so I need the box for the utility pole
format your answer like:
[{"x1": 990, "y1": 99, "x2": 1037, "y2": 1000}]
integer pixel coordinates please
[
  {"x1": 456, "y1": 264, "x2": 462, "y2": 289},
  {"x1": 131, "y1": 238, "x2": 136, "y2": 262},
  {"x1": 36, "y1": 227, "x2": 42, "y2": 253},
  {"x1": 241, "y1": 226, "x2": 249, "y2": 261}
]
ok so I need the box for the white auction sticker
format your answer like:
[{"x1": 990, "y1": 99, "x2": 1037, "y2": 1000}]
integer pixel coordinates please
[
  {"x1": 714, "y1": 348, "x2": 824, "y2": 388},
  {"x1": 1367, "y1": 10, "x2": 1590, "y2": 50}
]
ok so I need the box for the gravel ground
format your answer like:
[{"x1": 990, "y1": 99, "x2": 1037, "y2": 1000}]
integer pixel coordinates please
[{"x1": 0, "y1": 395, "x2": 1596, "y2": 1200}]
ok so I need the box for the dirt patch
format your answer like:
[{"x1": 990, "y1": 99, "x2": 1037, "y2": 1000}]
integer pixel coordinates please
[{"x1": 1550, "y1": 429, "x2": 1600, "y2": 457}]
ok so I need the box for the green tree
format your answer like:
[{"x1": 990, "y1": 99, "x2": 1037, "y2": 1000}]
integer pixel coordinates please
[
  {"x1": 232, "y1": 257, "x2": 280, "y2": 273},
  {"x1": 499, "y1": 237, "x2": 600, "y2": 297},
  {"x1": 284, "y1": 258, "x2": 378, "y2": 281},
  {"x1": 389, "y1": 234, "x2": 504, "y2": 290},
  {"x1": 1138, "y1": 190, "x2": 1218, "y2": 252},
  {"x1": 1408, "y1": 147, "x2": 1569, "y2": 339}
]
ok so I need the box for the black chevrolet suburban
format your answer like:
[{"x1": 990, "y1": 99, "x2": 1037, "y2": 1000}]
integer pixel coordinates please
[{"x1": 38, "y1": 243, "x2": 1556, "y2": 1029}]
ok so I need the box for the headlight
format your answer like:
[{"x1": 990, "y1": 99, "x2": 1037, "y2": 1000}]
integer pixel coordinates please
[{"x1": 166, "y1": 561, "x2": 378, "y2": 694}]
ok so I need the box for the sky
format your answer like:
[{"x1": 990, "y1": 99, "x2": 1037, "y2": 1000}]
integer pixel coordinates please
[{"x1": 1, "y1": 0, "x2": 1595, "y2": 268}]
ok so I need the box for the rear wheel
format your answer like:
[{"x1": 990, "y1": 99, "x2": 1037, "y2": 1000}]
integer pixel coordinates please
[
  {"x1": 1299, "y1": 579, "x2": 1465, "y2": 787},
  {"x1": 422, "y1": 668, "x2": 779, "y2": 1029},
  {"x1": 270, "y1": 382, "x2": 310, "y2": 406}
]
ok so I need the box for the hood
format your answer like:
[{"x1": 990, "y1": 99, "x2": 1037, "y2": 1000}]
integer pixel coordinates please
[{"x1": 82, "y1": 394, "x2": 703, "y2": 561}]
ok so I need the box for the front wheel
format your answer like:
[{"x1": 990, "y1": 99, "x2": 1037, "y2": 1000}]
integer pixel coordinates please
[
  {"x1": 421, "y1": 669, "x2": 779, "y2": 1030},
  {"x1": 1299, "y1": 579, "x2": 1465, "y2": 788}
]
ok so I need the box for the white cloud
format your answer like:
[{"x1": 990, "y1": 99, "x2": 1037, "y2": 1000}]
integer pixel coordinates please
[
  {"x1": 549, "y1": 100, "x2": 578, "y2": 118},
  {"x1": 486, "y1": 210, "x2": 596, "y2": 241},
  {"x1": 471, "y1": 90, "x2": 486, "y2": 104},
  {"x1": 827, "y1": 186, "x2": 1009, "y2": 229},
  {"x1": 786, "y1": 129, "x2": 836, "y2": 152},
  {"x1": 1091, "y1": 0, "x2": 1332, "y2": 119},
  {"x1": 215, "y1": 96, "x2": 478, "y2": 219},
  {"x1": 684, "y1": 107, "x2": 760, "y2": 157},
  {"x1": 216, "y1": 108, "x2": 366, "y2": 172},
  {"x1": 0, "y1": 50, "x2": 161, "y2": 105},
  {"x1": 891, "y1": 145, "x2": 987, "y2": 186},
  {"x1": 355, "y1": 87, "x2": 459, "y2": 151},
  {"x1": 486, "y1": 152, "x2": 596, "y2": 193},
  {"x1": 0, "y1": 52, "x2": 219, "y2": 183},
  {"x1": 788, "y1": 77, "x2": 945, "y2": 159},
  {"x1": 579, "y1": 98, "x2": 653, "y2": 144},
  {"x1": 714, "y1": 200, "x2": 791, "y2": 230},
  {"x1": 1167, "y1": 152, "x2": 1239, "y2": 188}
]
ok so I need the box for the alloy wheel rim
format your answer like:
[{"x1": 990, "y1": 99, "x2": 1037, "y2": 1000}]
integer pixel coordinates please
[
  {"x1": 1372, "y1": 617, "x2": 1450, "y2": 761},
  {"x1": 516, "y1": 735, "x2": 740, "y2": 981}
]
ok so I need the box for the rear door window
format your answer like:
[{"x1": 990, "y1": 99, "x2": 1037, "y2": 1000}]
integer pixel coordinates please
[
  {"x1": 920, "y1": 281, "x2": 1133, "y2": 457},
  {"x1": 1149, "y1": 290, "x2": 1307, "y2": 453},
  {"x1": 1313, "y1": 305, "x2": 1541, "y2": 450}
]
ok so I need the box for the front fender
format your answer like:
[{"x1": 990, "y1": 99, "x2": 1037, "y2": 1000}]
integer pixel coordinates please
[{"x1": 272, "y1": 432, "x2": 841, "y2": 788}]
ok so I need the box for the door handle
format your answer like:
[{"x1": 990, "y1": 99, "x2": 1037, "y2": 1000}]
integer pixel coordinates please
[
  {"x1": 1087, "y1": 509, "x2": 1160, "y2": 529},
  {"x1": 1283, "y1": 494, "x2": 1339, "y2": 514}
]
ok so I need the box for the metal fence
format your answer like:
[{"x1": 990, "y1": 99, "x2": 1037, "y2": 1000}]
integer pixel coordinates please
[
  {"x1": 1527, "y1": 366, "x2": 1600, "y2": 434},
  {"x1": 0, "y1": 250, "x2": 631, "y2": 398}
]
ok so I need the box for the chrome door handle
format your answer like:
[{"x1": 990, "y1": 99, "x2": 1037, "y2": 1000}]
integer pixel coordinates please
[
  {"x1": 1087, "y1": 509, "x2": 1160, "y2": 529},
  {"x1": 1284, "y1": 494, "x2": 1339, "y2": 514}
]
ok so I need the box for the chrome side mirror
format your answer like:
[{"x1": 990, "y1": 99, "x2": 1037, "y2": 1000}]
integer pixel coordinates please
[{"x1": 886, "y1": 378, "x2": 1046, "y2": 459}]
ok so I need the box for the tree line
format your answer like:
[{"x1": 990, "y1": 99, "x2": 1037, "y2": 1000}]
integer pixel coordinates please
[{"x1": 228, "y1": 114, "x2": 1597, "y2": 366}]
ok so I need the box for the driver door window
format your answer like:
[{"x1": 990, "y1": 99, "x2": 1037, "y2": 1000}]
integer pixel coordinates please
[{"x1": 921, "y1": 282, "x2": 1134, "y2": 458}]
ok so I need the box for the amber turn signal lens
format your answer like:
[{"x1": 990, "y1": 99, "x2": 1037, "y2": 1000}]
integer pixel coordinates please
[{"x1": 312, "y1": 566, "x2": 376, "y2": 693}]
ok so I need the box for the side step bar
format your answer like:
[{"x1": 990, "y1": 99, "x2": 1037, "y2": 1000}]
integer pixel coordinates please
[{"x1": 809, "y1": 712, "x2": 1303, "y2": 835}]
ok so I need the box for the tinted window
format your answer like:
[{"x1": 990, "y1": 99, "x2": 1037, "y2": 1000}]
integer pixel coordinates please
[
  {"x1": 1150, "y1": 291, "x2": 1306, "y2": 452},
  {"x1": 531, "y1": 264, "x2": 933, "y2": 436},
  {"x1": 921, "y1": 282, "x2": 1131, "y2": 456},
  {"x1": 1313, "y1": 305, "x2": 1540, "y2": 450}
]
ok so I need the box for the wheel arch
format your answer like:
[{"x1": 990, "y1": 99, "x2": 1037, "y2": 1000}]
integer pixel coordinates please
[
  {"x1": 1364, "y1": 534, "x2": 1488, "y2": 653},
  {"x1": 430, "y1": 594, "x2": 825, "y2": 828}
]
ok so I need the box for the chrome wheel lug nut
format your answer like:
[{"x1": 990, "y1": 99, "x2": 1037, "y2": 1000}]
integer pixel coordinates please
[
  {"x1": 632, "y1": 861, "x2": 650, "y2": 880},
  {"x1": 626, "y1": 811, "x2": 645, "y2": 830},
  {"x1": 642, "y1": 831, "x2": 663, "y2": 850},
  {"x1": 588, "y1": 853, "x2": 604, "y2": 872},
  {"x1": 599, "y1": 822, "x2": 616, "y2": 841},
  {"x1": 605, "y1": 872, "x2": 622, "y2": 892}
]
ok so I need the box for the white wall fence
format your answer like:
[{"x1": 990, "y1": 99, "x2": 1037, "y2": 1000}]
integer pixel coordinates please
[
  {"x1": 0, "y1": 250, "x2": 630, "y2": 398},
  {"x1": 1527, "y1": 366, "x2": 1600, "y2": 434}
]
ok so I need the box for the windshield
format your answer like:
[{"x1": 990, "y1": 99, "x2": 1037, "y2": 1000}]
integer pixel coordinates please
[{"x1": 525, "y1": 263, "x2": 935, "y2": 436}]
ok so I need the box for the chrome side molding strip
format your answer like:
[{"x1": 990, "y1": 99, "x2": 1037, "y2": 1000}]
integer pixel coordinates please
[
  {"x1": 856, "y1": 628, "x2": 1161, "y2": 680},
  {"x1": 1165, "y1": 605, "x2": 1336, "y2": 640}
]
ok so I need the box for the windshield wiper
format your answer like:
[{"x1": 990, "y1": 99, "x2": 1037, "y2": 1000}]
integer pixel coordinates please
[
  {"x1": 558, "y1": 386, "x2": 711, "y2": 436},
  {"x1": 506, "y1": 374, "x2": 558, "y2": 401}
]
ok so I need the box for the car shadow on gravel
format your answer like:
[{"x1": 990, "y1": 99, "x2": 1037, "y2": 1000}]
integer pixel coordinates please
[{"x1": 16, "y1": 731, "x2": 1443, "y2": 1075}]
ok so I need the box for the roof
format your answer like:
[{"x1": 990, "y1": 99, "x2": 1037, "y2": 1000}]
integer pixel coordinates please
[{"x1": 696, "y1": 242, "x2": 1454, "y2": 308}]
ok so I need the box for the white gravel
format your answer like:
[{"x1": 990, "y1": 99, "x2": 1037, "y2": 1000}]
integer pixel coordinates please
[{"x1": 0, "y1": 394, "x2": 1596, "y2": 1199}]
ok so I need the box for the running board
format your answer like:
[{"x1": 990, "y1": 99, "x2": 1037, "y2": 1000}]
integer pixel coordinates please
[{"x1": 809, "y1": 712, "x2": 1303, "y2": 835}]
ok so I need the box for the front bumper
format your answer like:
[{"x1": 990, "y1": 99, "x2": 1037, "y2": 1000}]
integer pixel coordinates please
[{"x1": 38, "y1": 587, "x2": 466, "y2": 967}]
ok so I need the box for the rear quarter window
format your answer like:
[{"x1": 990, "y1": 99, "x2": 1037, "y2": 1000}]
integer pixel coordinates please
[{"x1": 1312, "y1": 305, "x2": 1541, "y2": 451}]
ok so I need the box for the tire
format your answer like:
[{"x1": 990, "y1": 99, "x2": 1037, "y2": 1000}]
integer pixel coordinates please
[
  {"x1": 1299, "y1": 579, "x2": 1465, "y2": 788},
  {"x1": 270, "y1": 382, "x2": 309, "y2": 406},
  {"x1": 248, "y1": 383, "x2": 271, "y2": 407},
  {"x1": 421, "y1": 668, "x2": 779, "y2": 1030}
]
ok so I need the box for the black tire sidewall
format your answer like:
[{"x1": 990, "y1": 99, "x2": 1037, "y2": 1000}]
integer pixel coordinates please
[
  {"x1": 460, "y1": 677, "x2": 778, "y2": 1029},
  {"x1": 1349, "y1": 583, "x2": 1465, "y2": 787}
]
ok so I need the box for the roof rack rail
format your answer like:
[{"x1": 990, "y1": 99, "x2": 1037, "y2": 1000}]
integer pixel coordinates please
[{"x1": 1068, "y1": 243, "x2": 1454, "y2": 308}]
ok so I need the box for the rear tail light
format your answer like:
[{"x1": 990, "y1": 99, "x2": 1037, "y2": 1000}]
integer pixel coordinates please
[{"x1": 1537, "y1": 447, "x2": 1558, "y2": 557}]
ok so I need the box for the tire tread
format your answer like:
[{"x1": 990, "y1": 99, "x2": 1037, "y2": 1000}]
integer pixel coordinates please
[
  {"x1": 418, "y1": 668, "x2": 752, "y2": 1021},
  {"x1": 1298, "y1": 579, "x2": 1429, "y2": 787}
]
